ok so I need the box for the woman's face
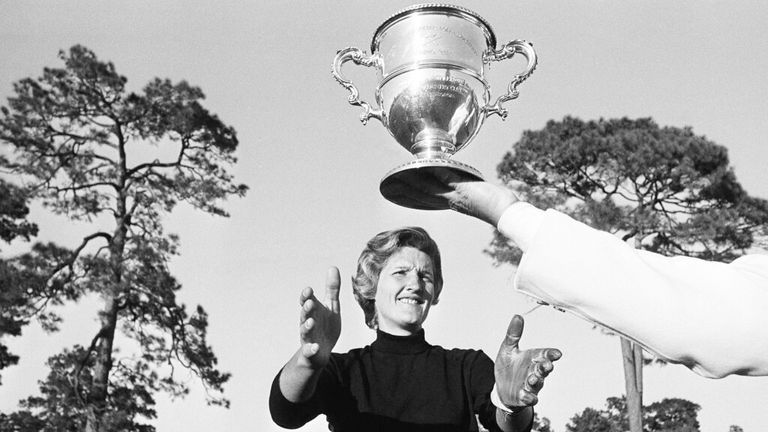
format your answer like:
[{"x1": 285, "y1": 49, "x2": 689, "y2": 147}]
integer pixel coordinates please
[{"x1": 374, "y1": 246, "x2": 438, "y2": 336}]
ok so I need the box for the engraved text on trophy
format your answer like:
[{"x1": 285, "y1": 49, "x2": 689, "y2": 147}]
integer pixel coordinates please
[{"x1": 387, "y1": 75, "x2": 479, "y2": 159}]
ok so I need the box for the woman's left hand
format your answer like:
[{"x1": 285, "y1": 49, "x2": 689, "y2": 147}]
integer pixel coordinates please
[{"x1": 494, "y1": 315, "x2": 562, "y2": 409}]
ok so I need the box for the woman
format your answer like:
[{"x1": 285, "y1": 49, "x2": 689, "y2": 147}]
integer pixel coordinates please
[{"x1": 269, "y1": 227, "x2": 561, "y2": 431}]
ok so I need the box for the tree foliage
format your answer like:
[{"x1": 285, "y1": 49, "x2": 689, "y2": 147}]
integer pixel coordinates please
[
  {"x1": 532, "y1": 413, "x2": 554, "y2": 432},
  {"x1": 488, "y1": 116, "x2": 768, "y2": 265},
  {"x1": 644, "y1": 398, "x2": 700, "y2": 432},
  {"x1": 0, "y1": 179, "x2": 37, "y2": 243},
  {"x1": 0, "y1": 45, "x2": 247, "y2": 431},
  {"x1": 566, "y1": 396, "x2": 700, "y2": 432},
  {"x1": 0, "y1": 179, "x2": 40, "y2": 383}
]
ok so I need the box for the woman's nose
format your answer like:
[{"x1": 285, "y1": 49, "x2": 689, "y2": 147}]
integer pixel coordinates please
[{"x1": 403, "y1": 271, "x2": 423, "y2": 290}]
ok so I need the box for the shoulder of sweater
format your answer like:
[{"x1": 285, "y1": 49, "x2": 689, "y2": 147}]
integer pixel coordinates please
[
  {"x1": 437, "y1": 346, "x2": 492, "y2": 361},
  {"x1": 331, "y1": 345, "x2": 372, "y2": 358}
]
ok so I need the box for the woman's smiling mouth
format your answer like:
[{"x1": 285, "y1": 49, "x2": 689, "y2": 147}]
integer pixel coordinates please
[{"x1": 397, "y1": 297, "x2": 425, "y2": 305}]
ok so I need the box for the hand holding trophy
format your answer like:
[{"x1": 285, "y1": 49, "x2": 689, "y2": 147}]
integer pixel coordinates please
[{"x1": 332, "y1": 4, "x2": 537, "y2": 210}]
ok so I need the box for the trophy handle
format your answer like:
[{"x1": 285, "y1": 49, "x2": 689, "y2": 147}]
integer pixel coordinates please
[
  {"x1": 332, "y1": 47, "x2": 384, "y2": 125},
  {"x1": 483, "y1": 39, "x2": 538, "y2": 119}
]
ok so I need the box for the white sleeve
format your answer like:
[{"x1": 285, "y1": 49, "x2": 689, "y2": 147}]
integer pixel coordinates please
[{"x1": 497, "y1": 205, "x2": 768, "y2": 378}]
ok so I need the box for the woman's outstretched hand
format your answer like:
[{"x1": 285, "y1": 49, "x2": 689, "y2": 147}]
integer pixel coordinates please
[
  {"x1": 298, "y1": 266, "x2": 342, "y2": 369},
  {"x1": 494, "y1": 315, "x2": 561, "y2": 409},
  {"x1": 279, "y1": 267, "x2": 343, "y2": 403}
]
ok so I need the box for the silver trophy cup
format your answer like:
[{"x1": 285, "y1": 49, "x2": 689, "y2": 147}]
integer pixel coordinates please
[{"x1": 333, "y1": 3, "x2": 537, "y2": 209}]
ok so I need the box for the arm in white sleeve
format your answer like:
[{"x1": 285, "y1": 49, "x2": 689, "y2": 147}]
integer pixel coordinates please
[{"x1": 497, "y1": 204, "x2": 768, "y2": 378}]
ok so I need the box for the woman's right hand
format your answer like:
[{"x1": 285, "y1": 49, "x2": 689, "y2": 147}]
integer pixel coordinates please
[{"x1": 298, "y1": 266, "x2": 342, "y2": 369}]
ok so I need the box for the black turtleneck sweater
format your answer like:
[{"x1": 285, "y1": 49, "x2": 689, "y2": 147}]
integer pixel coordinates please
[{"x1": 270, "y1": 330, "x2": 522, "y2": 432}]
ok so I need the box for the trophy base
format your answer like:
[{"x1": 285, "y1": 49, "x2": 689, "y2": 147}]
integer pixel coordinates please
[{"x1": 379, "y1": 158, "x2": 484, "y2": 210}]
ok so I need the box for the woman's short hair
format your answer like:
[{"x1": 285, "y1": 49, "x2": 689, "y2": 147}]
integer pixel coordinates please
[{"x1": 352, "y1": 226, "x2": 443, "y2": 329}]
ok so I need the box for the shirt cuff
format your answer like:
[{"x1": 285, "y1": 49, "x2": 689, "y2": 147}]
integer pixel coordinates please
[
  {"x1": 490, "y1": 383, "x2": 525, "y2": 414},
  {"x1": 496, "y1": 202, "x2": 544, "y2": 252}
]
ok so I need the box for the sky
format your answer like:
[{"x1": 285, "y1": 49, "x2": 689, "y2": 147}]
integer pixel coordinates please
[{"x1": 1, "y1": 1, "x2": 767, "y2": 431}]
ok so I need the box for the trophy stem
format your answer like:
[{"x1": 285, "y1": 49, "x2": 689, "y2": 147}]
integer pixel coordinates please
[
  {"x1": 411, "y1": 140, "x2": 455, "y2": 160},
  {"x1": 410, "y1": 129, "x2": 456, "y2": 159}
]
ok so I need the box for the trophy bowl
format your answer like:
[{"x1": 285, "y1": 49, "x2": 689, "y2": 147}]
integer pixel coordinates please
[{"x1": 333, "y1": 3, "x2": 537, "y2": 210}]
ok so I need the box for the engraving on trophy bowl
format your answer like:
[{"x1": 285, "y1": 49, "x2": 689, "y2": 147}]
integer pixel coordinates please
[
  {"x1": 386, "y1": 72, "x2": 481, "y2": 160},
  {"x1": 372, "y1": 4, "x2": 496, "y2": 77}
]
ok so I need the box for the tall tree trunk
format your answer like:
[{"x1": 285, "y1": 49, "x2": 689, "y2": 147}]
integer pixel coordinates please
[
  {"x1": 621, "y1": 338, "x2": 643, "y2": 432},
  {"x1": 86, "y1": 185, "x2": 127, "y2": 432},
  {"x1": 85, "y1": 295, "x2": 119, "y2": 432}
]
